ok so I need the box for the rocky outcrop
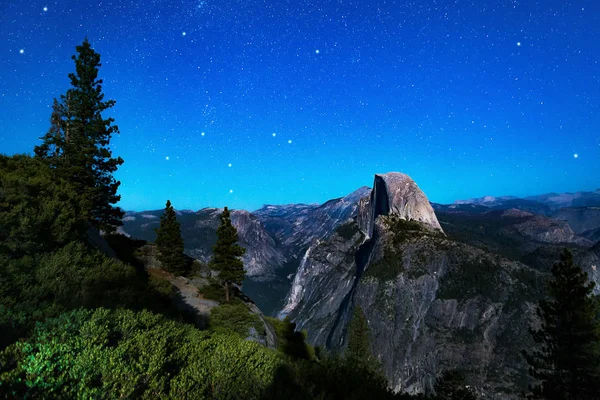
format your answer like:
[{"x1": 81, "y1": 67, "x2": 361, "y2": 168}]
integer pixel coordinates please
[
  {"x1": 137, "y1": 244, "x2": 278, "y2": 349},
  {"x1": 281, "y1": 173, "x2": 544, "y2": 398},
  {"x1": 283, "y1": 215, "x2": 542, "y2": 398},
  {"x1": 254, "y1": 186, "x2": 371, "y2": 256},
  {"x1": 507, "y1": 211, "x2": 593, "y2": 247},
  {"x1": 121, "y1": 208, "x2": 286, "y2": 280},
  {"x1": 552, "y1": 207, "x2": 600, "y2": 242},
  {"x1": 358, "y1": 173, "x2": 443, "y2": 238}
]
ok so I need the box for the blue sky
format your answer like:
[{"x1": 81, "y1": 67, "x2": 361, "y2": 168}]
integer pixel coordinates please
[{"x1": 1, "y1": 0, "x2": 599, "y2": 211}]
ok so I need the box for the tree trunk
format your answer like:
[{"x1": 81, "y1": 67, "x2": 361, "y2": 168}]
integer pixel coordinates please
[{"x1": 225, "y1": 281, "x2": 230, "y2": 303}]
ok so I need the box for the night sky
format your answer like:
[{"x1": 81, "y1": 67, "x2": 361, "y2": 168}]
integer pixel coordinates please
[{"x1": 1, "y1": 0, "x2": 599, "y2": 211}]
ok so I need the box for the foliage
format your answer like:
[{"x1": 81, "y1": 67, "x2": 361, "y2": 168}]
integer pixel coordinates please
[
  {"x1": 266, "y1": 316, "x2": 315, "y2": 361},
  {"x1": 345, "y1": 305, "x2": 385, "y2": 384},
  {"x1": 0, "y1": 154, "x2": 87, "y2": 258},
  {"x1": 365, "y1": 215, "x2": 441, "y2": 282},
  {"x1": 264, "y1": 353, "x2": 405, "y2": 400},
  {"x1": 209, "y1": 207, "x2": 246, "y2": 302},
  {"x1": 34, "y1": 38, "x2": 123, "y2": 233},
  {"x1": 155, "y1": 200, "x2": 187, "y2": 275},
  {"x1": 200, "y1": 278, "x2": 229, "y2": 303},
  {"x1": 346, "y1": 307, "x2": 374, "y2": 362},
  {"x1": 437, "y1": 255, "x2": 503, "y2": 302},
  {"x1": 335, "y1": 221, "x2": 360, "y2": 240},
  {"x1": 523, "y1": 249, "x2": 600, "y2": 399},
  {"x1": 364, "y1": 249, "x2": 405, "y2": 282},
  {"x1": 209, "y1": 302, "x2": 263, "y2": 338},
  {"x1": 432, "y1": 370, "x2": 478, "y2": 400},
  {"x1": 0, "y1": 241, "x2": 178, "y2": 350},
  {"x1": 0, "y1": 308, "x2": 284, "y2": 399}
]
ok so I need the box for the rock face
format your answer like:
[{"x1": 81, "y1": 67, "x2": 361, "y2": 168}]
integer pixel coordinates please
[
  {"x1": 121, "y1": 191, "x2": 371, "y2": 316},
  {"x1": 121, "y1": 208, "x2": 286, "y2": 279},
  {"x1": 281, "y1": 173, "x2": 545, "y2": 398},
  {"x1": 254, "y1": 186, "x2": 371, "y2": 256},
  {"x1": 358, "y1": 173, "x2": 443, "y2": 238},
  {"x1": 551, "y1": 207, "x2": 600, "y2": 242}
]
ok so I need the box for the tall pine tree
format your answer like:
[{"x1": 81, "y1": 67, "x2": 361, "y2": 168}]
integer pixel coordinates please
[
  {"x1": 209, "y1": 207, "x2": 245, "y2": 302},
  {"x1": 523, "y1": 249, "x2": 600, "y2": 399},
  {"x1": 347, "y1": 306, "x2": 374, "y2": 363},
  {"x1": 34, "y1": 38, "x2": 123, "y2": 233},
  {"x1": 155, "y1": 200, "x2": 186, "y2": 276}
]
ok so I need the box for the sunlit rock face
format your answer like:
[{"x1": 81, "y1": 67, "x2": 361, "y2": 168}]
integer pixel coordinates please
[
  {"x1": 281, "y1": 172, "x2": 542, "y2": 398},
  {"x1": 358, "y1": 172, "x2": 443, "y2": 238}
]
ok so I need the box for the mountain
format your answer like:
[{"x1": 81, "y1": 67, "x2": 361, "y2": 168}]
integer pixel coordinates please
[
  {"x1": 118, "y1": 175, "x2": 600, "y2": 397},
  {"x1": 253, "y1": 186, "x2": 371, "y2": 256},
  {"x1": 121, "y1": 208, "x2": 286, "y2": 279},
  {"x1": 551, "y1": 207, "x2": 600, "y2": 242},
  {"x1": 453, "y1": 189, "x2": 600, "y2": 215},
  {"x1": 279, "y1": 172, "x2": 599, "y2": 398},
  {"x1": 454, "y1": 195, "x2": 519, "y2": 206},
  {"x1": 120, "y1": 189, "x2": 369, "y2": 315}
]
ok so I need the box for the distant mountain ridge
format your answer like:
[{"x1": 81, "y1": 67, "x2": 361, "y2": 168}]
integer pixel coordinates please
[{"x1": 454, "y1": 188, "x2": 600, "y2": 211}]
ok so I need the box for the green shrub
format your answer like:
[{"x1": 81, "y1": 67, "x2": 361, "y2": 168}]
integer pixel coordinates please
[
  {"x1": 201, "y1": 279, "x2": 228, "y2": 302},
  {"x1": 0, "y1": 308, "x2": 284, "y2": 399},
  {"x1": 265, "y1": 316, "x2": 315, "y2": 361},
  {"x1": 209, "y1": 303, "x2": 263, "y2": 338},
  {"x1": 0, "y1": 154, "x2": 87, "y2": 258},
  {"x1": 335, "y1": 221, "x2": 360, "y2": 240}
]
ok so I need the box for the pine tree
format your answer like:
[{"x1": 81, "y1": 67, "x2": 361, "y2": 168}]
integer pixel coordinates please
[
  {"x1": 433, "y1": 370, "x2": 478, "y2": 400},
  {"x1": 34, "y1": 38, "x2": 123, "y2": 233},
  {"x1": 155, "y1": 200, "x2": 186, "y2": 275},
  {"x1": 347, "y1": 306, "x2": 374, "y2": 363},
  {"x1": 209, "y1": 207, "x2": 245, "y2": 302},
  {"x1": 523, "y1": 249, "x2": 600, "y2": 399}
]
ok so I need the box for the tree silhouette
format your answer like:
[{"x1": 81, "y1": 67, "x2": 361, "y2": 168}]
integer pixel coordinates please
[
  {"x1": 210, "y1": 207, "x2": 245, "y2": 302},
  {"x1": 523, "y1": 249, "x2": 600, "y2": 399},
  {"x1": 35, "y1": 38, "x2": 123, "y2": 233}
]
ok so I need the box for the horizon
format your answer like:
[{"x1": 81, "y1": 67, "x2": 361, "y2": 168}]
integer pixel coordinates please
[
  {"x1": 2, "y1": 1, "x2": 599, "y2": 212},
  {"x1": 121, "y1": 178, "x2": 600, "y2": 213}
]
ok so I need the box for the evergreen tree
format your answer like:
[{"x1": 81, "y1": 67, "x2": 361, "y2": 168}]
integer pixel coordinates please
[
  {"x1": 347, "y1": 306, "x2": 375, "y2": 363},
  {"x1": 523, "y1": 249, "x2": 600, "y2": 399},
  {"x1": 34, "y1": 38, "x2": 123, "y2": 233},
  {"x1": 433, "y1": 370, "x2": 478, "y2": 400},
  {"x1": 209, "y1": 207, "x2": 245, "y2": 302},
  {"x1": 155, "y1": 200, "x2": 186, "y2": 275}
]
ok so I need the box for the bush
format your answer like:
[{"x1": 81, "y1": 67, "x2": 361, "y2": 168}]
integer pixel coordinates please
[
  {"x1": 0, "y1": 308, "x2": 284, "y2": 399},
  {"x1": 209, "y1": 302, "x2": 263, "y2": 338},
  {"x1": 266, "y1": 316, "x2": 315, "y2": 361},
  {"x1": 0, "y1": 154, "x2": 87, "y2": 258},
  {"x1": 0, "y1": 241, "x2": 182, "y2": 351}
]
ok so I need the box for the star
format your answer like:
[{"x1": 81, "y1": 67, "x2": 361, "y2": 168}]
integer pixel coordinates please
[
  {"x1": 517, "y1": 42, "x2": 521, "y2": 46},
  {"x1": 288, "y1": 139, "x2": 292, "y2": 144},
  {"x1": 201, "y1": 132, "x2": 205, "y2": 136},
  {"x1": 315, "y1": 49, "x2": 320, "y2": 54},
  {"x1": 573, "y1": 153, "x2": 579, "y2": 159},
  {"x1": 182, "y1": 32, "x2": 187, "y2": 36},
  {"x1": 228, "y1": 163, "x2": 232, "y2": 167},
  {"x1": 165, "y1": 156, "x2": 170, "y2": 160},
  {"x1": 19, "y1": 49, "x2": 24, "y2": 54},
  {"x1": 43, "y1": 7, "x2": 48, "y2": 12},
  {"x1": 229, "y1": 189, "x2": 233, "y2": 193},
  {"x1": 272, "y1": 133, "x2": 276, "y2": 137}
]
